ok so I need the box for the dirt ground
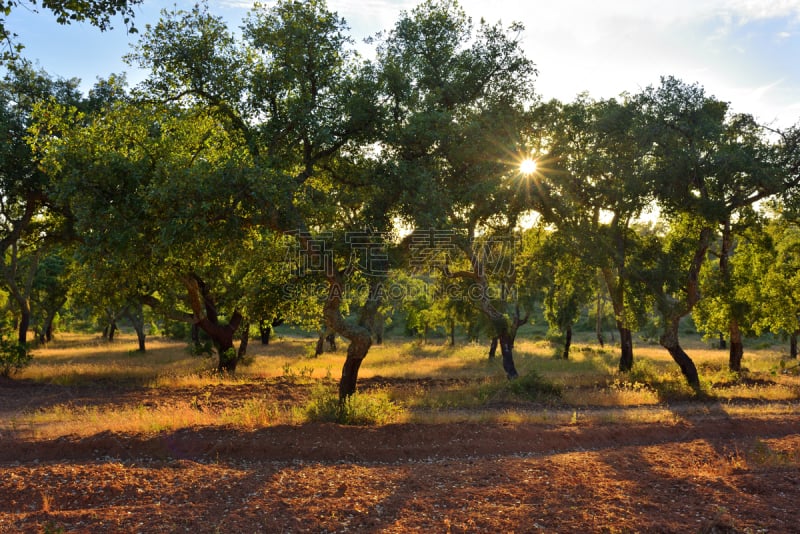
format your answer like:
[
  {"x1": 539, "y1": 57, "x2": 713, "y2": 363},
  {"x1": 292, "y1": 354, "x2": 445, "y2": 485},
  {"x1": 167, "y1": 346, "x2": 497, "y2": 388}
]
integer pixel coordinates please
[{"x1": 1, "y1": 377, "x2": 799, "y2": 533}]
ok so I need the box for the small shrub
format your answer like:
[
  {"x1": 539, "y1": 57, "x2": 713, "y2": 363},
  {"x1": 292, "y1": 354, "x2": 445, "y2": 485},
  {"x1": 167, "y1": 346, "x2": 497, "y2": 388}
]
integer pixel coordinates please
[
  {"x1": 477, "y1": 370, "x2": 562, "y2": 403},
  {"x1": 304, "y1": 385, "x2": 402, "y2": 425},
  {"x1": 0, "y1": 336, "x2": 31, "y2": 377},
  {"x1": 506, "y1": 370, "x2": 562, "y2": 400}
]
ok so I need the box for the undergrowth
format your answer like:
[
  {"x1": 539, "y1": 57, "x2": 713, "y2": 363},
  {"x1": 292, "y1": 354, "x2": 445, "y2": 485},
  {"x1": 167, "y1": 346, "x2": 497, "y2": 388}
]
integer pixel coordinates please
[{"x1": 303, "y1": 385, "x2": 403, "y2": 425}]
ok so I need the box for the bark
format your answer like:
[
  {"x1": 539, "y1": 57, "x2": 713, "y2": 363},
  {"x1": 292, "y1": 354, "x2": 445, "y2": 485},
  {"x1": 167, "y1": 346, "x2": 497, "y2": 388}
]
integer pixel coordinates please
[
  {"x1": 728, "y1": 319, "x2": 744, "y2": 372},
  {"x1": 595, "y1": 290, "x2": 605, "y2": 347},
  {"x1": 718, "y1": 333, "x2": 726, "y2": 350},
  {"x1": 791, "y1": 330, "x2": 798, "y2": 359},
  {"x1": 618, "y1": 327, "x2": 634, "y2": 372},
  {"x1": 314, "y1": 328, "x2": 337, "y2": 357},
  {"x1": 314, "y1": 332, "x2": 325, "y2": 357},
  {"x1": 720, "y1": 218, "x2": 745, "y2": 372},
  {"x1": 104, "y1": 322, "x2": 117, "y2": 342},
  {"x1": 258, "y1": 318, "x2": 283, "y2": 345},
  {"x1": 653, "y1": 226, "x2": 712, "y2": 389},
  {"x1": 181, "y1": 274, "x2": 243, "y2": 373},
  {"x1": 488, "y1": 337, "x2": 498, "y2": 359},
  {"x1": 562, "y1": 324, "x2": 572, "y2": 360},
  {"x1": 17, "y1": 303, "x2": 30, "y2": 345},
  {"x1": 602, "y1": 267, "x2": 634, "y2": 373},
  {"x1": 498, "y1": 331, "x2": 517, "y2": 378},
  {"x1": 660, "y1": 318, "x2": 700, "y2": 388},
  {"x1": 123, "y1": 303, "x2": 146, "y2": 352},
  {"x1": 238, "y1": 323, "x2": 250, "y2": 360},
  {"x1": 259, "y1": 321, "x2": 271, "y2": 345},
  {"x1": 38, "y1": 296, "x2": 66, "y2": 344}
]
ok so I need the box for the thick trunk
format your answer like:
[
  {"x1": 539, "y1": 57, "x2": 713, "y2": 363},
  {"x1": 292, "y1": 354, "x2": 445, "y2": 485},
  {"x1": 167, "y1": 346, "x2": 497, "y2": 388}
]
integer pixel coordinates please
[
  {"x1": 314, "y1": 329, "x2": 337, "y2": 356},
  {"x1": 618, "y1": 325, "x2": 634, "y2": 372},
  {"x1": 17, "y1": 303, "x2": 30, "y2": 345},
  {"x1": 498, "y1": 331, "x2": 518, "y2": 379},
  {"x1": 339, "y1": 336, "x2": 370, "y2": 399},
  {"x1": 488, "y1": 337, "x2": 498, "y2": 359},
  {"x1": 40, "y1": 305, "x2": 61, "y2": 343},
  {"x1": 181, "y1": 274, "x2": 243, "y2": 374},
  {"x1": 238, "y1": 323, "x2": 250, "y2": 360},
  {"x1": 135, "y1": 326, "x2": 146, "y2": 352},
  {"x1": 315, "y1": 332, "x2": 325, "y2": 357},
  {"x1": 124, "y1": 304, "x2": 147, "y2": 352},
  {"x1": 259, "y1": 321, "x2": 271, "y2": 345},
  {"x1": 602, "y1": 267, "x2": 634, "y2": 373},
  {"x1": 791, "y1": 330, "x2": 798, "y2": 359},
  {"x1": 215, "y1": 333, "x2": 237, "y2": 373},
  {"x1": 319, "y1": 270, "x2": 380, "y2": 400},
  {"x1": 449, "y1": 318, "x2": 455, "y2": 347},
  {"x1": 728, "y1": 319, "x2": 744, "y2": 372},
  {"x1": 562, "y1": 324, "x2": 572, "y2": 360},
  {"x1": 660, "y1": 319, "x2": 700, "y2": 388}
]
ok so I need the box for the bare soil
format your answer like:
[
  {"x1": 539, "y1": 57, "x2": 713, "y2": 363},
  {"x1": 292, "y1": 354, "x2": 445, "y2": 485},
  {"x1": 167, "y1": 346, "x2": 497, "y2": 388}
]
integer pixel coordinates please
[{"x1": 1, "y1": 377, "x2": 799, "y2": 533}]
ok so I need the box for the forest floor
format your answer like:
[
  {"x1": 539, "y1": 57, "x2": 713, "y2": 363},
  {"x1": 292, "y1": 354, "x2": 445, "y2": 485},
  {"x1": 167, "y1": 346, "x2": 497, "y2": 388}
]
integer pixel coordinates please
[{"x1": 1, "y1": 377, "x2": 799, "y2": 533}]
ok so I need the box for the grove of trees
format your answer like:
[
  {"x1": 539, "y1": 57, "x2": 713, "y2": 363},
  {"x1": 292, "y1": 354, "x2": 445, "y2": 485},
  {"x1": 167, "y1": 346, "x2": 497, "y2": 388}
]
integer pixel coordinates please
[{"x1": 2, "y1": 0, "x2": 799, "y2": 395}]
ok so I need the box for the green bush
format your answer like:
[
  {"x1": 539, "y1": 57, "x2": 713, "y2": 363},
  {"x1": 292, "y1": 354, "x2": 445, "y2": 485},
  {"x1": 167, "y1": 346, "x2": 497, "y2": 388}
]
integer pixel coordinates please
[
  {"x1": 304, "y1": 385, "x2": 402, "y2": 425},
  {"x1": 477, "y1": 370, "x2": 562, "y2": 403},
  {"x1": 506, "y1": 370, "x2": 562, "y2": 400},
  {"x1": 0, "y1": 336, "x2": 31, "y2": 377}
]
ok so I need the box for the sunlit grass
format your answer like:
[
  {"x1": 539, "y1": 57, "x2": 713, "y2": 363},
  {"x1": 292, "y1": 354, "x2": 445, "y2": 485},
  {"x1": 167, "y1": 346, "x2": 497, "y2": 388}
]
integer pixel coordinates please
[{"x1": 5, "y1": 330, "x2": 798, "y2": 438}]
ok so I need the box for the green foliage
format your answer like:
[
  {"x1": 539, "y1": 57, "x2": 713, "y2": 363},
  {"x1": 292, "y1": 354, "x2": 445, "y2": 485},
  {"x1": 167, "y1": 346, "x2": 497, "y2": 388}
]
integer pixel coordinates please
[
  {"x1": 0, "y1": 335, "x2": 31, "y2": 377},
  {"x1": 477, "y1": 370, "x2": 562, "y2": 403},
  {"x1": 303, "y1": 384, "x2": 402, "y2": 425}
]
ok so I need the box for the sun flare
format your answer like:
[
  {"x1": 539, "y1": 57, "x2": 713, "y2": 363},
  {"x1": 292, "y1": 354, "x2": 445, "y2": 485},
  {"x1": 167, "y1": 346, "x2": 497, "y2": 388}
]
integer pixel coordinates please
[{"x1": 520, "y1": 158, "x2": 537, "y2": 175}]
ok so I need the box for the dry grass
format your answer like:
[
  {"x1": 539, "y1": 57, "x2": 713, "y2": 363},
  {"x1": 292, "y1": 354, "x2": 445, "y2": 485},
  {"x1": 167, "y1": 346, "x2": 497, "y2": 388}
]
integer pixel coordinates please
[{"x1": 6, "y1": 330, "x2": 799, "y2": 437}]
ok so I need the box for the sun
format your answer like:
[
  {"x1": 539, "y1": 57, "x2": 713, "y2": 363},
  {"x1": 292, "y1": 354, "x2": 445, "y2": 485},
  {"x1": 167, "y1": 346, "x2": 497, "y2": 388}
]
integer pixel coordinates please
[{"x1": 519, "y1": 158, "x2": 537, "y2": 175}]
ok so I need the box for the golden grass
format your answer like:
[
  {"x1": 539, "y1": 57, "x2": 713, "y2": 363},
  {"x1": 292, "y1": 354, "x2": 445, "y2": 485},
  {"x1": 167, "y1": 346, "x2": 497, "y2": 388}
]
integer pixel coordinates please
[{"x1": 5, "y1": 330, "x2": 798, "y2": 438}]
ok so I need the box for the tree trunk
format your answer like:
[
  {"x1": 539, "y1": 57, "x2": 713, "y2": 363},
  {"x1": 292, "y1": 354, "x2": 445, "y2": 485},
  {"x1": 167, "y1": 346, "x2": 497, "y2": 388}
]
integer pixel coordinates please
[
  {"x1": 134, "y1": 326, "x2": 146, "y2": 352},
  {"x1": 791, "y1": 330, "x2": 798, "y2": 359},
  {"x1": 124, "y1": 303, "x2": 147, "y2": 352},
  {"x1": 660, "y1": 318, "x2": 700, "y2": 388},
  {"x1": 488, "y1": 337, "x2": 498, "y2": 359},
  {"x1": 39, "y1": 298, "x2": 64, "y2": 343},
  {"x1": 618, "y1": 325, "x2": 634, "y2": 372},
  {"x1": 728, "y1": 319, "x2": 744, "y2": 372},
  {"x1": 602, "y1": 267, "x2": 634, "y2": 373},
  {"x1": 259, "y1": 321, "x2": 271, "y2": 345},
  {"x1": 562, "y1": 324, "x2": 572, "y2": 360},
  {"x1": 315, "y1": 332, "x2": 325, "y2": 357},
  {"x1": 238, "y1": 323, "x2": 250, "y2": 360},
  {"x1": 596, "y1": 290, "x2": 605, "y2": 347},
  {"x1": 17, "y1": 301, "x2": 30, "y2": 344},
  {"x1": 498, "y1": 331, "x2": 518, "y2": 379},
  {"x1": 718, "y1": 333, "x2": 726, "y2": 350},
  {"x1": 181, "y1": 274, "x2": 243, "y2": 374}
]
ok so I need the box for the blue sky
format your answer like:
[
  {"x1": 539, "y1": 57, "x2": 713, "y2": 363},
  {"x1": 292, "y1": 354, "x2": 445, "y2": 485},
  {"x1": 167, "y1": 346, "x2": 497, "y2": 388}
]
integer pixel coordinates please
[{"x1": 6, "y1": 0, "x2": 800, "y2": 128}]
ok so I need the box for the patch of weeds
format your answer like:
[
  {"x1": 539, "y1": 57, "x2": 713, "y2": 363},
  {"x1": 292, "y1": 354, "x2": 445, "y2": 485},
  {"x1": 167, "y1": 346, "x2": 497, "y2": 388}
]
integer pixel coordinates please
[
  {"x1": 746, "y1": 438, "x2": 797, "y2": 468},
  {"x1": 477, "y1": 370, "x2": 561, "y2": 404},
  {"x1": 303, "y1": 384, "x2": 403, "y2": 425},
  {"x1": 623, "y1": 360, "x2": 706, "y2": 401},
  {"x1": 0, "y1": 336, "x2": 31, "y2": 377},
  {"x1": 282, "y1": 363, "x2": 315, "y2": 383}
]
